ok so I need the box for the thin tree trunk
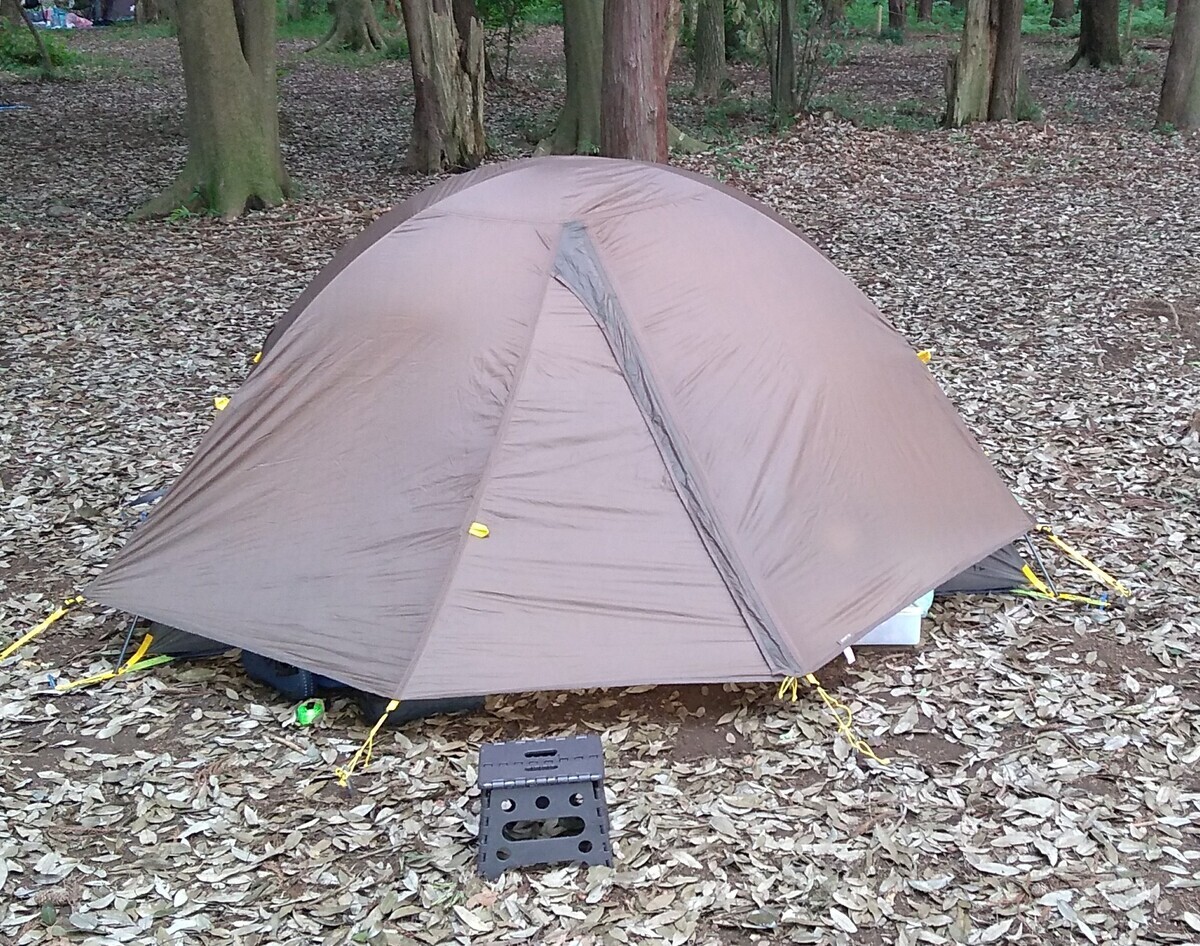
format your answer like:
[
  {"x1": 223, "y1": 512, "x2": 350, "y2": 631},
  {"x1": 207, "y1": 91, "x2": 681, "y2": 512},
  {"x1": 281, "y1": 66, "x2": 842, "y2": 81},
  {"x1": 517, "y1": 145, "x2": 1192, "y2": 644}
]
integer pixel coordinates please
[
  {"x1": 1071, "y1": 0, "x2": 1122, "y2": 67},
  {"x1": 1167, "y1": 0, "x2": 1179, "y2": 18},
  {"x1": 769, "y1": 0, "x2": 796, "y2": 121},
  {"x1": 315, "y1": 0, "x2": 386, "y2": 52},
  {"x1": 692, "y1": 0, "x2": 726, "y2": 98},
  {"x1": 601, "y1": 0, "x2": 670, "y2": 161},
  {"x1": 1159, "y1": 0, "x2": 1200, "y2": 128},
  {"x1": 5, "y1": 0, "x2": 53, "y2": 74},
  {"x1": 889, "y1": 0, "x2": 907, "y2": 32},
  {"x1": 400, "y1": 0, "x2": 486, "y2": 171},
  {"x1": 946, "y1": 0, "x2": 1026, "y2": 126},
  {"x1": 139, "y1": 0, "x2": 290, "y2": 219},
  {"x1": 1050, "y1": 0, "x2": 1074, "y2": 26},
  {"x1": 918, "y1": 0, "x2": 933, "y2": 21}
]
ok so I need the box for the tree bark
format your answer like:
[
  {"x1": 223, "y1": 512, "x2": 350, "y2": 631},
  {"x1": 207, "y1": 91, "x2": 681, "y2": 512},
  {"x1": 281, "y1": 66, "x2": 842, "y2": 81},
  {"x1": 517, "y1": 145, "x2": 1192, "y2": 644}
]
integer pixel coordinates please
[
  {"x1": 600, "y1": 0, "x2": 670, "y2": 161},
  {"x1": 767, "y1": 0, "x2": 796, "y2": 122},
  {"x1": 541, "y1": 0, "x2": 604, "y2": 153},
  {"x1": 918, "y1": 0, "x2": 933, "y2": 21},
  {"x1": 139, "y1": 0, "x2": 289, "y2": 219},
  {"x1": 315, "y1": 0, "x2": 386, "y2": 52},
  {"x1": 1050, "y1": 0, "x2": 1074, "y2": 26},
  {"x1": 692, "y1": 0, "x2": 726, "y2": 98},
  {"x1": 889, "y1": 0, "x2": 907, "y2": 32},
  {"x1": 988, "y1": 0, "x2": 1022, "y2": 119},
  {"x1": 946, "y1": 0, "x2": 1026, "y2": 126},
  {"x1": 1159, "y1": 0, "x2": 1200, "y2": 128},
  {"x1": 1072, "y1": 0, "x2": 1122, "y2": 67},
  {"x1": 400, "y1": 0, "x2": 486, "y2": 171},
  {"x1": 1167, "y1": 0, "x2": 1179, "y2": 17}
]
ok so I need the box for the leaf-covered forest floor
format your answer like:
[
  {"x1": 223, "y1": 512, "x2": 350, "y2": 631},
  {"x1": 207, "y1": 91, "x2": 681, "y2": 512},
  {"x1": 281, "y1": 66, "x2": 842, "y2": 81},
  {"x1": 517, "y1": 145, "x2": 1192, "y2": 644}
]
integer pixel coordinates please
[{"x1": 2, "y1": 20, "x2": 1199, "y2": 946}]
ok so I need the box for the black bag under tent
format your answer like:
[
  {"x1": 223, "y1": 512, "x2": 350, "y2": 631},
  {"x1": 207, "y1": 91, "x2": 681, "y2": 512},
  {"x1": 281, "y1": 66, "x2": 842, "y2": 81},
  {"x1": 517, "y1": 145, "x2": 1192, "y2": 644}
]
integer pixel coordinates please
[{"x1": 133, "y1": 620, "x2": 483, "y2": 727}]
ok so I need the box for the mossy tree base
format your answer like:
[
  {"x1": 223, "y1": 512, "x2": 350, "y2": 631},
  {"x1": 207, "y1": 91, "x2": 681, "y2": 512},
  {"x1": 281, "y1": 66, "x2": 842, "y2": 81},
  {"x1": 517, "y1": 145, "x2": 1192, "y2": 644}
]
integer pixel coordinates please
[
  {"x1": 313, "y1": 0, "x2": 387, "y2": 53},
  {"x1": 138, "y1": 0, "x2": 291, "y2": 220}
]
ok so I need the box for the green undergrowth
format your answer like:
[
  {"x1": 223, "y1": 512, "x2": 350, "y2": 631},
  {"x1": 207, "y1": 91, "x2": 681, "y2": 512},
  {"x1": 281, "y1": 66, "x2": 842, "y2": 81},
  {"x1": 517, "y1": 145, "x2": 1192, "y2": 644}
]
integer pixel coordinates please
[
  {"x1": 0, "y1": 22, "x2": 79, "y2": 78},
  {"x1": 838, "y1": 0, "x2": 1173, "y2": 38},
  {"x1": 816, "y1": 91, "x2": 941, "y2": 130}
]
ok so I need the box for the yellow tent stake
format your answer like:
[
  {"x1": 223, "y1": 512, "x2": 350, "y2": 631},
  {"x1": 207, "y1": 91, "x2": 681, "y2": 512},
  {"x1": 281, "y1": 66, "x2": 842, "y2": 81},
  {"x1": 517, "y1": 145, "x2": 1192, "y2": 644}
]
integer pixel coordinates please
[
  {"x1": 1, "y1": 596, "x2": 85, "y2": 662},
  {"x1": 335, "y1": 699, "x2": 401, "y2": 787},
  {"x1": 916, "y1": 349, "x2": 932, "y2": 364},
  {"x1": 779, "y1": 674, "x2": 889, "y2": 765},
  {"x1": 56, "y1": 633, "x2": 156, "y2": 691},
  {"x1": 1036, "y1": 526, "x2": 1131, "y2": 599}
]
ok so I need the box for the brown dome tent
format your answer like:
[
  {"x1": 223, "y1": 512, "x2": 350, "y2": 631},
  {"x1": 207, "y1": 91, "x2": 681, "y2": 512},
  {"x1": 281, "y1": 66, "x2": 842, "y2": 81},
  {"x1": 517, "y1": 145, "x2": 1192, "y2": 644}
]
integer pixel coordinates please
[{"x1": 86, "y1": 156, "x2": 1033, "y2": 701}]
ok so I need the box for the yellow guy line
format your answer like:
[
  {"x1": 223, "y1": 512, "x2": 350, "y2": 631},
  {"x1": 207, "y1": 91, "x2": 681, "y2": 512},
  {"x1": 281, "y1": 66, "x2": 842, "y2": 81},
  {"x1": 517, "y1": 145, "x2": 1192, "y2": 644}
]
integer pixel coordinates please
[
  {"x1": 335, "y1": 699, "x2": 401, "y2": 787},
  {"x1": 1, "y1": 596, "x2": 86, "y2": 662},
  {"x1": 56, "y1": 634, "x2": 156, "y2": 691},
  {"x1": 779, "y1": 674, "x2": 890, "y2": 765}
]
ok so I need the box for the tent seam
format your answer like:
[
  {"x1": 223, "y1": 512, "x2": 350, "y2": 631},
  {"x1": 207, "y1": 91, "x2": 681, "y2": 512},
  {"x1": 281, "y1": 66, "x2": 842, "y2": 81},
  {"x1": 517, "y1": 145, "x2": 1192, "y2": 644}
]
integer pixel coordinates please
[
  {"x1": 553, "y1": 222, "x2": 802, "y2": 677},
  {"x1": 391, "y1": 225, "x2": 566, "y2": 701}
]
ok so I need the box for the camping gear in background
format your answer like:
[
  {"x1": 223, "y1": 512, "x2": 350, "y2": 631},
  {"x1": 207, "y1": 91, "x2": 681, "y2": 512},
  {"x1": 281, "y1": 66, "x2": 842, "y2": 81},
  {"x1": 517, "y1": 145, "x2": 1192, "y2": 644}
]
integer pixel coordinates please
[
  {"x1": 477, "y1": 734, "x2": 612, "y2": 879},
  {"x1": 84, "y1": 155, "x2": 1044, "y2": 703}
]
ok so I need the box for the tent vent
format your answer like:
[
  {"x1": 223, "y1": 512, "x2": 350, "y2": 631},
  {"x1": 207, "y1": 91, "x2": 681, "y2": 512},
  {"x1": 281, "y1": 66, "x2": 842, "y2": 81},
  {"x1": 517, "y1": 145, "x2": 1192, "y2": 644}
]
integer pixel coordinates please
[{"x1": 477, "y1": 734, "x2": 612, "y2": 878}]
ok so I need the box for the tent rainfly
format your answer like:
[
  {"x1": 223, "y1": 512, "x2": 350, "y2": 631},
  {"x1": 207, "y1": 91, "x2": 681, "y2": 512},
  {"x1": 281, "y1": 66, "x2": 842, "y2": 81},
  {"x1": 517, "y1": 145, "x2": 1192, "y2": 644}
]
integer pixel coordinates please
[{"x1": 86, "y1": 156, "x2": 1036, "y2": 702}]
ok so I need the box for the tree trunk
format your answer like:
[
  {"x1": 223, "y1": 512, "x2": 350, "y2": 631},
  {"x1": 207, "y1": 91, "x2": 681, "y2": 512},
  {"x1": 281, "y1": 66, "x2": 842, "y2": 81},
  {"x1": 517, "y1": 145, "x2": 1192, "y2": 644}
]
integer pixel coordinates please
[
  {"x1": 1167, "y1": 0, "x2": 1179, "y2": 18},
  {"x1": 692, "y1": 0, "x2": 725, "y2": 98},
  {"x1": 600, "y1": 0, "x2": 670, "y2": 161},
  {"x1": 823, "y1": 0, "x2": 845, "y2": 23},
  {"x1": 1159, "y1": 0, "x2": 1200, "y2": 128},
  {"x1": 988, "y1": 0, "x2": 1022, "y2": 119},
  {"x1": 768, "y1": 0, "x2": 796, "y2": 122},
  {"x1": 315, "y1": 0, "x2": 386, "y2": 51},
  {"x1": 542, "y1": 0, "x2": 604, "y2": 153},
  {"x1": 400, "y1": 0, "x2": 487, "y2": 171},
  {"x1": 889, "y1": 0, "x2": 907, "y2": 31},
  {"x1": 139, "y1": 0, "x2": 290, "y2": 219},
  {"x1": 918, "y1": 0, "x2": 933, "y2": 21},
  {"x1": 945, "y1": 0, "x2": 1026, "y2": 126},
  {"x1": 1072, "y1": 0, "x2": 1122, "y2": 67},
  {"x1": 1050, "y1": 0, "x2": 1074, "y2": 26}
]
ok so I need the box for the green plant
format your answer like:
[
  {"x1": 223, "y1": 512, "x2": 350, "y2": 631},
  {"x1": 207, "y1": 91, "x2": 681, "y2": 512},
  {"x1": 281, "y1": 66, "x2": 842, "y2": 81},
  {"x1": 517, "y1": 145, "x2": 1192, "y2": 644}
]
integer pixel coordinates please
[
  {"x1": 381, "y1": 34, "x2": 408, "y2": 59},
  {"x1": 0, "y1": 22, "x2": 76, "y2": 71}
]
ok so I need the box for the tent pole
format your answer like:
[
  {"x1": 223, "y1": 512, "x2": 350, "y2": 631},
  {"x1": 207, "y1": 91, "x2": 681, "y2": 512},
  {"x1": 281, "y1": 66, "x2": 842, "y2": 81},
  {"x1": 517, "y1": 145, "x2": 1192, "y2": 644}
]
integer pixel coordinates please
[{"x1": 1023, "y1": 535, "x2": 1058, "y2": 596}]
